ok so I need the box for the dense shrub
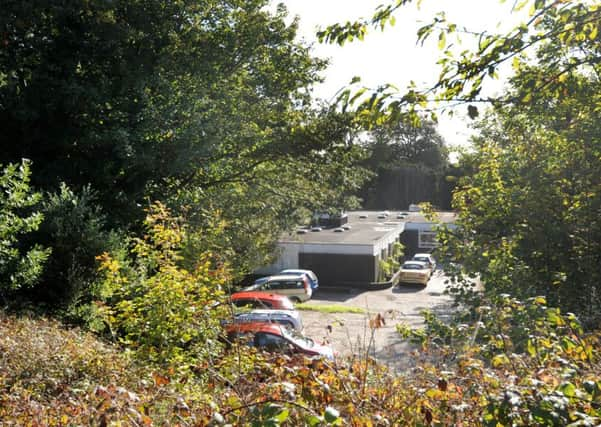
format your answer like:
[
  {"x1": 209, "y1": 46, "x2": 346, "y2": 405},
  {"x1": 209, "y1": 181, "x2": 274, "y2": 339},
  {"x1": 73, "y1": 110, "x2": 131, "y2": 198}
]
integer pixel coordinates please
[
  {"x1": 30, "y1": 183, "x2": 122, "y2": 310},
  {"x1": 1, "y1": 294, "x2": 600, "y2": 425},
  {"x1": 97, "y1": 202, "x2": 229, "y2": 367},
  {"x1": 0, "y1": 160, "x2": 50, "y2": 299}
]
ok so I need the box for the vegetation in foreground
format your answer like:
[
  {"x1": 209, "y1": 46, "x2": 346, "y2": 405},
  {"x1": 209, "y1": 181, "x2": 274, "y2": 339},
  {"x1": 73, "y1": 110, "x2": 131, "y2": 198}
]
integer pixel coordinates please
[
  {"x1": 1, "y1": 296, "x2": 600, "y2": 425},
  {"x1": 1, "y1": 0, "x2": 600, "y2": 425}
]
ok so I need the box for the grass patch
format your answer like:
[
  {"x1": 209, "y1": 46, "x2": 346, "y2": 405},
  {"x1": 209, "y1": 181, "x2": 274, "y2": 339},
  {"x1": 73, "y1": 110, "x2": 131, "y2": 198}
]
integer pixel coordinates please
[{"x1": 295, "y1": 303, "x2": 367, "y2": 314}]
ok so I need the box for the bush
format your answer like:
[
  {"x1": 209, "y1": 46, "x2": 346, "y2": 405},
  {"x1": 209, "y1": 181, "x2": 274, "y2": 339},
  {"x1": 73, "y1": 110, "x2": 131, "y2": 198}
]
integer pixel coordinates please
[
  {"x1": 0, "y1": 160, "x2": 50, "y2": 298},
  {"x1": 0, "y1": 294, "x2": 600, "y2": 425},
  {"x1": 29, "y1": 183, "x2": 122, "y2": 312},
  {"x1": 97, "y1": 202, "x2": 229, "y2": 367}
]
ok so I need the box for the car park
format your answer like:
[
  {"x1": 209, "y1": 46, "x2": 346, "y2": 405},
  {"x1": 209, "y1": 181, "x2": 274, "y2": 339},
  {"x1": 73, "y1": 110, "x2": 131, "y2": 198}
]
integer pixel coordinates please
[
  {"x1": 412, "y1": 253, "x2": 436, "y2": 271},
  {"x1": 398, "y1": 260, "x2": 431, "y2": 286},
  {"x1": 229, "y1": 309, "x2": 303, "y2": 331},
  {"x1": 225, "y1": 322, "x2": 334, "y2": 360},
  {"x1": 230, "y1": 291, "x2": 295, "y2": 310},
  {"x1": 243, "y1": 274, "x2": 312, "y2": 302}
]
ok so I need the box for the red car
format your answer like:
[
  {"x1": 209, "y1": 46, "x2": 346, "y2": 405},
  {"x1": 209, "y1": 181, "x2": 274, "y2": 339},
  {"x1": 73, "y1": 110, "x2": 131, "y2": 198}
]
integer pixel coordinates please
[
  {"x1": 225, "y1": 322, "x2": 334, "y2": 360},
  {"x1": 230, "y1": 291, "x2": 294, "y2": 310}
]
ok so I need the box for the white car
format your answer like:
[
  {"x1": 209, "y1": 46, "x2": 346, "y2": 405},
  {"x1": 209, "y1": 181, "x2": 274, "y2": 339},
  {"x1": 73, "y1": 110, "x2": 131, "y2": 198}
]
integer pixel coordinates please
[
  {"x1": 412, "y1": 253, "x2": 436, "y2": 271},
  {"x1": 244, "y1": 274, "x2": 312, "y2": 302},
  {"x1": 231, "y1": 309, "x2": 303, "y2": 331},
  {"x1": 398, "y1": 261, "x2": 431, "y2": 286}
]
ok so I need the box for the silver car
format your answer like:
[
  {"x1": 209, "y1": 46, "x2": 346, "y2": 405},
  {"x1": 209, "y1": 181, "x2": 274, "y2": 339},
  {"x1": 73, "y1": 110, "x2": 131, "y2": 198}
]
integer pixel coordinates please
[{"x1": 232, "y1": 309, "x2": 303, "y2": 331}]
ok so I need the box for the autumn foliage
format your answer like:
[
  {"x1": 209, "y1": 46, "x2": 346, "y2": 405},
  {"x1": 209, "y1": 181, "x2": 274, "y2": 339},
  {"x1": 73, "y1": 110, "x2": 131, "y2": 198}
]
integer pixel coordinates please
[
  {"x1": 1, "y1": 204, "x2": 601, "y2": 425},
  {"x1": 1, "y1": 295, "x2": 600, "y2": 425}
]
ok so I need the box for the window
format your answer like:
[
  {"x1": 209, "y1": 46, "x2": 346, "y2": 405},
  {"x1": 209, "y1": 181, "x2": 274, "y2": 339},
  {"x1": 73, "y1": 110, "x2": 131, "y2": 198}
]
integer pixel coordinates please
[
  {"x1": 255, "y1": 333, "x2": 289, "y2": 351},
  {"x1": 418, "y1": 230, "x2": 439, "y2": 249}
]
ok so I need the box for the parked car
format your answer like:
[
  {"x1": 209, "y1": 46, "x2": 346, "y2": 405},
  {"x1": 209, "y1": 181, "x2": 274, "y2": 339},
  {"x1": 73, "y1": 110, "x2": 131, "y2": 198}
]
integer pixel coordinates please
[
  {"x1": 225, "y1": 322, "x2": 334, "y2": 360},
  {"x1": 229, "y1": 309, "x2": 303, "y2": 331},
  {"x1": 230, "y1": 291, "x2": 295, "y2": 310},
  {"x1": 252, "y1": 276, "x2": 271, "y2": 286},
  {"x1": 243, "y1": 274, "x2": 312, "y2": 302},
  {"x1": 398, "y1": 261, "x2": 431, "y2": 286},
  {"x1": 412, "y1": 253, "x2": 436, "y2": 271},
  {"x1": 279, "y1": 269, "x2": 319, "y2": 291}
]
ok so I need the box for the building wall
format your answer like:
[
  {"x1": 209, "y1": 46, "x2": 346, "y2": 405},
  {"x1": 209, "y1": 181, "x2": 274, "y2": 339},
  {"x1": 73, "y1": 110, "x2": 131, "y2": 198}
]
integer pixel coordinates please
[
  {"x1": 299, "y1": 252, "x2": 377, "y2": 286},
  {"x1": 255, "y1": 242, "x2": 375, "y2": 275},
  {"x1": 256, "y1": 225, "x2": 405, "y2": 286},
  {"x1": 401, "y1": 222, "x2": 444, "y2": 257},
  {"x1": 400, "y1": 230, "x2": 420, "y2": 258}
]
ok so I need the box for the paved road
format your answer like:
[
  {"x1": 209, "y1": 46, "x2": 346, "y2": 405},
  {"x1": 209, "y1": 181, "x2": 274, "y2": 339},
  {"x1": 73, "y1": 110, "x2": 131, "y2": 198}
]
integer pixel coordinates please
[{"x1": 301, "y1": 270, "x2": 455, "y2": 372}]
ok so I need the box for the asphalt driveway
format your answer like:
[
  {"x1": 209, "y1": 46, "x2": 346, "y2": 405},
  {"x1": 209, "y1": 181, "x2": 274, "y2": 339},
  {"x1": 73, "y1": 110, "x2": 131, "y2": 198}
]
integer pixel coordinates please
[{"x1": 300, "y1": 270, "x2": 455, "y2": 372}]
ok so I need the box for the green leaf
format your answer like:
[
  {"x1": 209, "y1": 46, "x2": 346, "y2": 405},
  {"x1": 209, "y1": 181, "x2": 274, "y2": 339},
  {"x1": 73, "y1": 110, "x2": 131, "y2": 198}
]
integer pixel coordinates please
[
  {"x1": 324, "y1": 406, "x2": 340, "y2": 423},
  {"x1": 438, "y1": 31, "x2": 446, "y2": 50},
  {"x1": 491, "y1": 354, "x2": 510, "y2": 367},
  {"x1": 272, "y1": 408, "x2": 289, "y2": 423},
  {"x1": 560, "y1": 382, "x2": 576, "y2": 398},
  {"x1": 526, "y1": 339, "x2": 536, "y2": 357},
  {"x1": 307, "y1": 415, "x2": 323, "y2": 426}
]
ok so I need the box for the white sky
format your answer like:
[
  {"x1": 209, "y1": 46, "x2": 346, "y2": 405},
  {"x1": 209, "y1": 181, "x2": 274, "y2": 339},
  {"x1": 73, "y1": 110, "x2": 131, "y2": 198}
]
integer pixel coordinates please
[{"x1": 275, "y1": 0, "x2": 530, "y2": 147}]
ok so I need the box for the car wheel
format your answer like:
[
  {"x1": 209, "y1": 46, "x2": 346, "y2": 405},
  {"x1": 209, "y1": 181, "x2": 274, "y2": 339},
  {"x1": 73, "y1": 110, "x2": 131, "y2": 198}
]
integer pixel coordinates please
[{"x1": 289, "y1": 297, "x2": 300, "y2": 303}]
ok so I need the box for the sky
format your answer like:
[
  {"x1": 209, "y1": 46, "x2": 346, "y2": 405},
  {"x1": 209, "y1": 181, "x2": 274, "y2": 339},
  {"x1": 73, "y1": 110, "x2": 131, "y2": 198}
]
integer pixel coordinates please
[{"x1": 274, "y1": 0, "x2": 530, "y2": 148}]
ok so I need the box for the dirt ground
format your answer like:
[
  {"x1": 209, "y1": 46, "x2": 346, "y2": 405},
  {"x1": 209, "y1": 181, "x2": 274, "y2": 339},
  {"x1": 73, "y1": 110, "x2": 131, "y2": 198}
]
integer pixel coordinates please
[{"x1": 300, "y1": 270, "x2": 455, "y2": 372}]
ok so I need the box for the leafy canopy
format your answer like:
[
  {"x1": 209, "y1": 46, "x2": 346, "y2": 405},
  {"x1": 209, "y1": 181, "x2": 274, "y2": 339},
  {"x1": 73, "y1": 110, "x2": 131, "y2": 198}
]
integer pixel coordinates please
[{"x1": 318, "y1": 0, "x2": 600, "y2": 121}]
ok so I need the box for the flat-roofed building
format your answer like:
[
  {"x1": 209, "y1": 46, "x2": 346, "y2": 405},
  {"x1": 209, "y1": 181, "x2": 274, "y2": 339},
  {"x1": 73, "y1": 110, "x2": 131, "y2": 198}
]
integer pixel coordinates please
[{"x1": 258, "y1": 210, "x2": 455, "y2": 287}]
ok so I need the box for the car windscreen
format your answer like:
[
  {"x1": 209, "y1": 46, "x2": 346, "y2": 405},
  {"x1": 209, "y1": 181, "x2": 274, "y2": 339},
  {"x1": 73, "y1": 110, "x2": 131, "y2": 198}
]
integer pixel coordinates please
[
  {"x1": 283, "y1": 328, "x2": 314, "y2": 348},
  {"x1": 402, "y1": 263, "x2": 426, "y2": 270}
]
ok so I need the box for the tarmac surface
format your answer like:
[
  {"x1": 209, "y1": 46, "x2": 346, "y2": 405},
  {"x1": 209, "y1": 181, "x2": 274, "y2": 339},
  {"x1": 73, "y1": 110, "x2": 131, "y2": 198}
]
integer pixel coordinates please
[{"x1": 300, "y1": 269, "x2": 455, "y2": 372}]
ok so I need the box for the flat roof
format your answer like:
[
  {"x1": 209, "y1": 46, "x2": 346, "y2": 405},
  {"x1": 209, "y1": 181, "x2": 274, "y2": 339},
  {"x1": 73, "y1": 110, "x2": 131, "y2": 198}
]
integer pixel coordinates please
[{"x1": 279, "y1": 210, "x2": 456, "y2": 246}]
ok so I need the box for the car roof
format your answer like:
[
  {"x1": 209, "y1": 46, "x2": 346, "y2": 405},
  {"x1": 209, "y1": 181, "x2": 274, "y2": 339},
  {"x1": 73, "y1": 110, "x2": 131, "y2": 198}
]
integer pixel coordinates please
[
  {"x1": 235, "y1": 309, "x2": 298, "y2": 316},
  {"x1": 403, "y1": 260, "x2": 428, "y2": 266},
  {"x1": 231, "y1": 291, "x2": 289, "y2": 302},
  {"x1": 413, "y1": 253, "x2": 433, "y2": 257},
  {"x1": 281, "y1": 269, "x2": 317, "y2": 279},
  {"x1": 263, "y1": 274, "x2": 305, "y2": 281}
]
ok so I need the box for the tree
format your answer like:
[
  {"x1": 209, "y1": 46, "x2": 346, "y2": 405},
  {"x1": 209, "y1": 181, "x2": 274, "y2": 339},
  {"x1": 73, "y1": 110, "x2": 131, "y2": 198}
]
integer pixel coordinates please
[
  {"x1": 0, "y1": 1, "x2": 332, "y2": 225},
  {"x1": 436, "y1": 68, "x2": 601, "y2": 325},
  {"x1": 318, "y1": 1, "x2": 600, "y2": 120},
  {"x1": 359, "y1": 117, "x2": 450, "y2": 209},
  {"x1": 319, "y1": 0, "x2": 601, "y2": 324},
  {"x1": 365, "y1": 118, "x2": 447, "y2": 172},
  {"x1": 0, "y1": 1, "x2": 369, "y2": 298}
]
